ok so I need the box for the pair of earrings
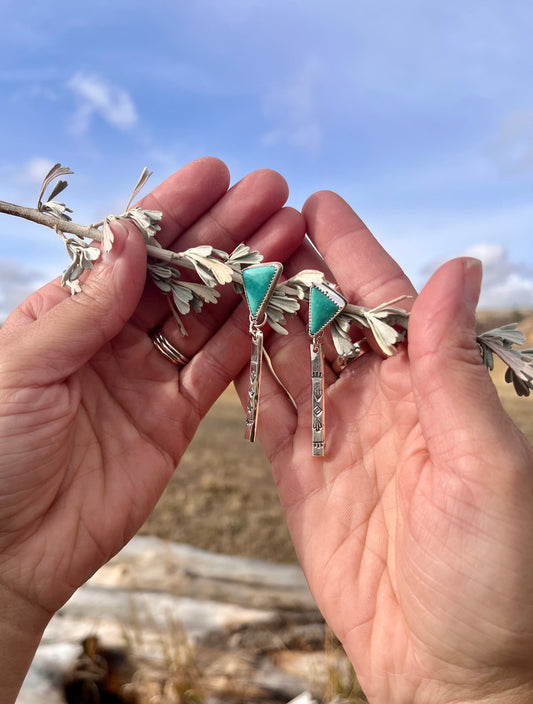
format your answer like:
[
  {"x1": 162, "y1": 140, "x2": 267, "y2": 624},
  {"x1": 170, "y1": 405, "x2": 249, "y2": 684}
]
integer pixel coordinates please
[{"x1": 241, "y1": 263, "x2": 347, "y2": 456}]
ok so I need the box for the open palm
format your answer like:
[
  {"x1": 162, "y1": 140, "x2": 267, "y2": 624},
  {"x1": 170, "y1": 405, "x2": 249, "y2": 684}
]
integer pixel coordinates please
[
  {"x1": 0, "y1": 158, "x2": 304, "y2": 617},
  {"x1": 243, "y1": 191, "x2": 533, "y2": 703}
]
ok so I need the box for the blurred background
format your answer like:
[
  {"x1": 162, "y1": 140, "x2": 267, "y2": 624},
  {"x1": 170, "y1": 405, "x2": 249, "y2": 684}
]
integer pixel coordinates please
[
  {"x1": 4, "y1": 4, "x2": 532, "y2": 701},
  {"x1": 1, "y1": 0, "x2": 532, "y2": 321},
  {"x1": 1, "y1": 0, "x2": 532, "y2": 561}
]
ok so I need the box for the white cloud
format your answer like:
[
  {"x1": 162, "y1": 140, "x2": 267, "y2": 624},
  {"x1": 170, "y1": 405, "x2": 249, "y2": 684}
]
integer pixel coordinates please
[
  {"x1": 463, "y1": 243, "x2": 533, "y2": 309},
  {"x1": 0, "y1": 258, "x2": 44, "y2": 322},
  {"x1": 67, "y1": 72, "x2": 138, "y2": 134},
  {"x1": 11, "y1": 84, "x2": 58, "y2": 103},
  {"x1": 422, "y1": 242, "x2": 533, "y2": 309},
  {"x1": 261, "y1": 56, "x2": 323, "y2": 154},
  {"x1": 15, "y1": 157, "x2": 55, "y2": 184},
  {"x1": 478, "y1": 272, "x2": 533, "y2": 309},
  {"x1": 367, "y1": 198, "x2": 533, "y2": 296},
  {"x1": 490, "y1": 110, "x2": 533, "y2": 175}
]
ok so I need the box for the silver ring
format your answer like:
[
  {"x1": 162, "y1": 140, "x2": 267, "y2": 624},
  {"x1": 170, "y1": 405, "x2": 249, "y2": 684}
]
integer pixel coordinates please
[
  {"x1": 332, "y1": 339, "x2": 370, "y2": 375},
  {"x1": 150, "y1": 326, "x2": 190, "y2": 367}
]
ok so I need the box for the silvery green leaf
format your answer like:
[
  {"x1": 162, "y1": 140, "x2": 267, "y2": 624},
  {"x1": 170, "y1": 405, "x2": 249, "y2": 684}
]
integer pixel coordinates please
[
  {"x1": 212, "y1": 247, "x2": 229, "y2": 261},
  {"x1": 364, "y1": 313, "x2": 402, "y2": 356},
  {"x1": 367, "y1": 298, "x2": 411, "y2": 334},
  {"x1": 227, "y1": 244, "x2": 263, "y2": 268},
  {"x1": 478, "y1": 342, "x2": 494, "y2": 371},
  {"x1": 478, "y1": 332, "x2": 533, "y2": 397},
  {"x1": 505, "y1": 366, "x2": 532, "y2": 397},
  {"x1": 287, "y1": 269, "x2": 325, "y2": 286},
  {"x1": 85, "y1": 246, "x2": 101, "y2": 262},
  {"x1": 273, "y1": 282, "x2": 296, "y2": 297},
  {"x1": 64, "y1": 238, "x2": 100, "y2": 264},
  {"x1": 204, "y1": 258, "x2": 234, "y2": 285},
  {"x1": 61, "y1": 263, "x2": 78, "y2": 288},
  {"x1": 334, "y1": 312, "x2": 355, "y2": 334},
  {"x1": 268, "y1": 290, "x2": 301, "y2": 314},
  {"x1": 37, "y1": 163, "x2": 73, "y2": 208},
  {"x1": 331, "y1": 318, "x2": 357, "y2": 356},
  {"x1": 190, "y1": 260, "x2": 217, "y2": 287},
  {"x1": 60, "y1": 238, "x2": 101, "y2": 296},
  {"x1": 148, "y1": 262, "x2": 175, "y2": 280},
  {"x1": 233, "y1": 281, "x2": 244, "y2": 296},
  {"x1": 372, "y1": 307, "x2": 410, "y2": 334},
  {"x1": 174, "y1": 281, "x2": 220, "y2": 306},
  {"x1": 47, "y1": 179, "x2": 69, "y2": 202},
  {"x1": 190, "y1": 295, "x2": 204, "y2": 313},
  {"x1": 493, "y1": 345, "x2": 533, "y2": 384},
  {"x1": 61, "y1": 257, "x2": 86, "y2": 294},
  {"x1": 165, "y1": 295, "x2": 188, "y2": 336},
  {"x1": 284, "y1": 270, "x2": 325, "y2": 299},
  {"x1": 123, "y1": 207, "x2": 162, "y2": 240},
  {"x1": 102, "y1": 218, "x2": 114, "y2": 253},
  {"x1": 341, "y1": 306, "x2": 367, "y2": 329},
  {"x1": 125, "y1": 167, "x2": 153, "y2": 211},
  {"x1": 152, "y1": 278, "x2": 172, "y2": 293},
  {"x1": 479, "y1": 323, "x2": 526, "y2": 349},
  {"x1": 186, "y1": 245, "x2": 215, "y2": 258},
  {"x1": 66, "y1": 278, "x2": 82, "y2": 295},
  {"x1": 139, "y1": 208, "x2": 163, "y2": 226},
  {"x1": 171, "y1": 284, "x2": 194, "y2": 314},
  {"x1": 186, "y1": 249, "x2": 234, "y2": 285},
  {"x1": 265, "y1": 304, "x2": 290, "y2": 334},
  {"x1": 266, "y1": 313, "x2": 289, "y2": 335},
  {"x1": 41, "y1": 200, "x2": 73, "y2": 221}
]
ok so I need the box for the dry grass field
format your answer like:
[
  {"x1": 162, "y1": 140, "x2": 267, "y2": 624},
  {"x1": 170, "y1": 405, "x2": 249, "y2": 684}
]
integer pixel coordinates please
[{"x1": 140, "y1": 312, "x2": 533, "y2": 563}]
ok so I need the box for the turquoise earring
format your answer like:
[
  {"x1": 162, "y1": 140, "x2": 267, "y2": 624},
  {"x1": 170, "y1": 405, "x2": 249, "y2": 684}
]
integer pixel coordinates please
[
  {"x1": 308, "y1": 282, "x2": 346, "y2": 456},
  {"x1": 241, "y1": 262, "x2": 283, "y2": 441}
]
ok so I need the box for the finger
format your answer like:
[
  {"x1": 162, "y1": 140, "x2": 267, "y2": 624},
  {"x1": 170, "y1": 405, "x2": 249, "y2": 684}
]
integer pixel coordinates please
[
  {"x1": 408, "y1": 258, "x2": 516, "y2": 467},
  {"x1": 149, "y1": 206, "x2": 305, "y2": 361},
  {"x1": 171, "y1": 167, "x2": 290, "y2": 252},
  {"x1": 1, "y1": 221, "x2": 147, "y2": 385},
  {"x1": 3, "y1": 157, "x2": 232, "y2": 332},
  {"x1": 137, "y1": 156, "x2": 231, "y2": 247},
  {"x1": 302, "y1": 191, "x2": 416, "y2": 306},
  {"x1": 283, "y1": 235, "x2": 333, "y2": 280},
  {"x1": 134, "y1": 167, "x2": 291, "y2": 332}
]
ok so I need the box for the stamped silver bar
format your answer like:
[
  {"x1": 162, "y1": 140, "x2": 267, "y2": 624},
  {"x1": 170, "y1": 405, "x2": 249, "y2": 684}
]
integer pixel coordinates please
[
  {"x1": 310, "y1": 342, "x2": 325, "y2": 457},
  {"x1": 244, "y1": 329, "x2": 264, "y2": 442}
]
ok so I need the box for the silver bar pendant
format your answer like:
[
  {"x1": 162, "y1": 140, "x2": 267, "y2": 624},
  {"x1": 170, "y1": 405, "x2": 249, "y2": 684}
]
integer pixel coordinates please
[
  {"x1": 244, "y1": 328, "x2": 264, "y2": 442},
  {"x1": 310, "y1": 342, "x2": 325, "y2": 456}
]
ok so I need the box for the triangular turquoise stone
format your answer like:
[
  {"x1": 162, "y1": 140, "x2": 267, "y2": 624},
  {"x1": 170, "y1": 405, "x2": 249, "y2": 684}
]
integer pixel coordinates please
[
  {"x1": 309, "y1": 284, "x2": 346, "y2": 336},
  {"x1": 242, "y1": 263, "x2": 282, "y2": 319}
]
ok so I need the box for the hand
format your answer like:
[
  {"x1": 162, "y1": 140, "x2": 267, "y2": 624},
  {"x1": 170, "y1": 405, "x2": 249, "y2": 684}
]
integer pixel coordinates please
[
  {"x1": 239, "y1": 191, "x2": 533, "y2": 703},
  {"x1": 0, "y1": 158, "x2": 304, "y2": 701}
]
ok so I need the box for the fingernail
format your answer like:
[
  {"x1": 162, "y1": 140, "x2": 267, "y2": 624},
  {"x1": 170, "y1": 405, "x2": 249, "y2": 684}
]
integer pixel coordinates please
[
  {"x1": 463, "y1": 258, "x2": 482, "y2": 310},
  {"x1": 101, "y1": 220, "x2": 131, "y2": 263}
]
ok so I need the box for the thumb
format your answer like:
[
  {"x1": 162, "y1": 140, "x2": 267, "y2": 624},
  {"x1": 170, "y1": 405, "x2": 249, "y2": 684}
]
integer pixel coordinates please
[
  {"x1": 14, "y1": 220, "x2": 147, "y2": 382},
  {"x1": 408, "y1": 257, "x2": 508, "y2": 461}
]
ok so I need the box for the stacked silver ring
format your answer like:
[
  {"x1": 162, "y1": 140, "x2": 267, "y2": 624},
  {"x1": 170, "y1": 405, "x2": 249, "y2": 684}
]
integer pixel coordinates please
[{"x1": 149, "y1": 326, "x2": 190, "y2": 367}]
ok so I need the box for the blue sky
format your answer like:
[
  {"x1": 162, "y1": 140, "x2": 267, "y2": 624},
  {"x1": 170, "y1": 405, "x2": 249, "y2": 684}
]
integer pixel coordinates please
[{"x1": 1, "y1": 0, "x2": 532, "y2": 318}]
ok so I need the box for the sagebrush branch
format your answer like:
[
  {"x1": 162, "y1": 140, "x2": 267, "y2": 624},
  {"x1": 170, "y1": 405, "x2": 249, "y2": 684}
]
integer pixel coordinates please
[
  {"x1": 0, "y1": 199, "x2": 245, "y2": 284},
  {"x1": 1, "y1": 164, "x2": 531, "y2": 397}
]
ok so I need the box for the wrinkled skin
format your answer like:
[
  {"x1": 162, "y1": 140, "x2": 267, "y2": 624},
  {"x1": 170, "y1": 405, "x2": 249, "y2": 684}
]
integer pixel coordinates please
[
  {"x1": 1, "y1": 159, "x2": 533, "y2": 704},
  {"x1": 235, "y1": 191, "x2": 533, "y2": 704},
  {"x1": 0, "y1": 158, "x2": 305, "y2": 702}
]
